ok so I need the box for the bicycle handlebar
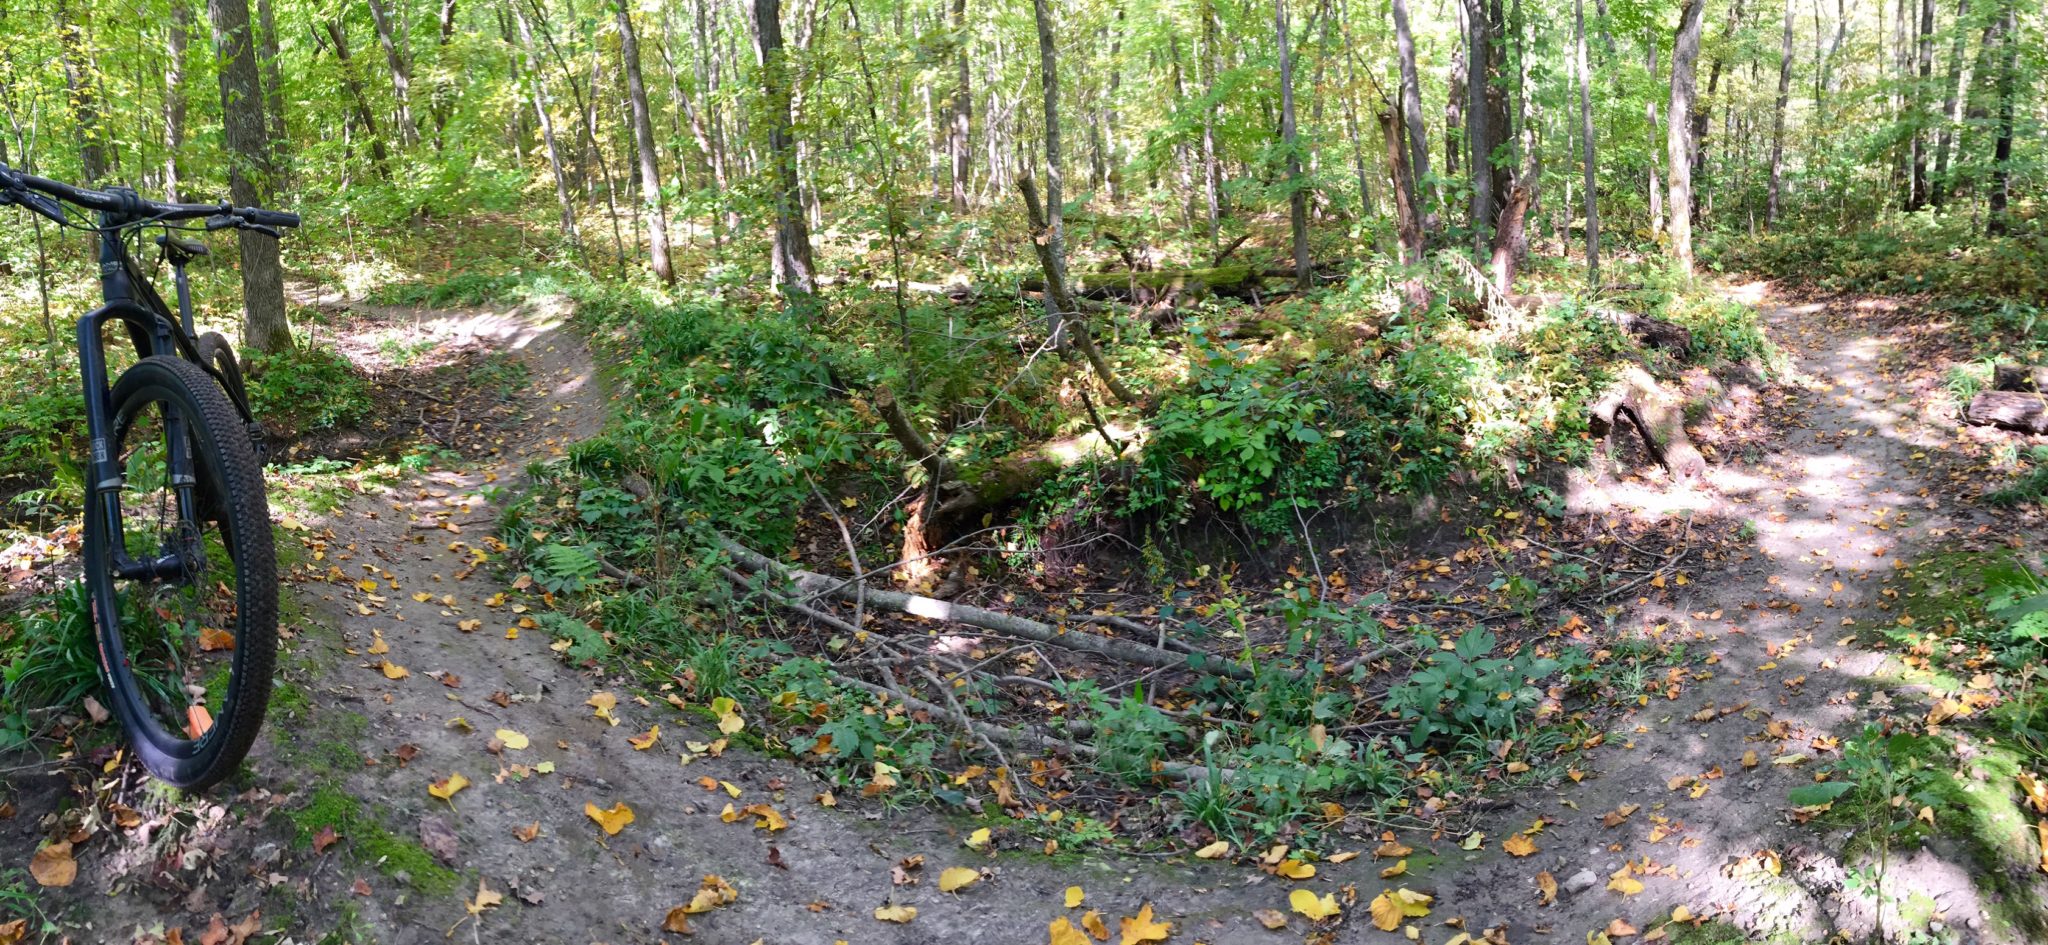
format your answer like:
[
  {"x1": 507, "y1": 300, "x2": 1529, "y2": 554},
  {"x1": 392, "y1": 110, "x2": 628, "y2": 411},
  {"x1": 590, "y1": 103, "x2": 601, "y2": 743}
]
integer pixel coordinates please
[{"x1": 0, "y1": 162, "x2": 300, "y2": 232}]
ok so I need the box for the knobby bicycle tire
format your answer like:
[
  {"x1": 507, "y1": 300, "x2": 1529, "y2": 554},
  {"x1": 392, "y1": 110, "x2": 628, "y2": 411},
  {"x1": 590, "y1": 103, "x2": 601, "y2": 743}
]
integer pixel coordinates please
[{"x1": 85, "y1": 355, "x2": 277, "y2": 790}]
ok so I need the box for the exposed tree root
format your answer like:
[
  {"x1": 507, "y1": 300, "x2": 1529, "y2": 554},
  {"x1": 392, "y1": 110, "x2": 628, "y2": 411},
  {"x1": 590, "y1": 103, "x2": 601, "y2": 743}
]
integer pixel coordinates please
[{"x1": 1590, "y1": 365, "x2": 1708, "y2": 480}]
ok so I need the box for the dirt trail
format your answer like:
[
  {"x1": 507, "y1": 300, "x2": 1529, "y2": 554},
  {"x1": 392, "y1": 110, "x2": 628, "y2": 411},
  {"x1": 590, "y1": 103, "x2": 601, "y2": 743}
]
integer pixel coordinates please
[{"x1": 6, "y1": 287, "x2": 2039, "y2": 944}]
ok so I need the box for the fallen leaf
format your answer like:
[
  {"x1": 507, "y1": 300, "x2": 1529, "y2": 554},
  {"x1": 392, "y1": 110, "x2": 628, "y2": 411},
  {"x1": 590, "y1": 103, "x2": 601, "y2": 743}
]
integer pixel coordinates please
[
  {"x1": 965, "y1": 827, "x2": 992, "y2": 851},
  {"x1": 29, "y1": 841, "x2": 75, "y2": 887},
  {"x1": 513, "y1": 822, "x2": 540, "y2": 843},
  {"x1": 874, "y1": 903, "x2": 918, "y2": 923},
  {"x1": 419, "y1": 816, "x2": 459, "y2": 865},
  {"x1": 1742, "y1": 750, "x2": 1759, "y2": 769},
  {"x1": 587, "y1": 691, "x2": 619, "y2": 726},
  {"x1": 495, "y1": 728, "x2": 530, "y2": 751},
  {"x1": 939, "y1": 866, "x2": 981, "y2": 892},
  {"x1": 1050, "y1": 917, "x2": 1092, "y2": 945},
  {"x1": 199, "y1": 627, "x2": 236, "y2": 652},
  {"x1": 1503, "y1": 833, "x2": 1538, "y2": 857},
  {"x1": 380, "y1": 661, "x2": 409, "y2": 680},
  {"x1": 629, "y1": 725, "x2": 661, "y2": 751},
  {"x1": 683, "y1": 874, "x2": 739, "y2": 914},
  {"x1": 1082, "y1": 911, "x2": 1111, "y2": 940},
  {"x1": 1368, "y1": 888, "x2": 1432, "y2": 931},
  {"x1": 313, "y1": 825, "x2": 340, "y2": 853},
  {"x1": 1291, "y1": 888, "x2": 1342, "y2": 920},
  {"x1": 1380, "y1": 859, "x2": 1408, "y2": 879},
  {"x1": 1254, "y1": 908, "x2": 1289, "y2": 929},
  {"x1": 1608, "y1": 868, "x2": 1645, "y2": 896},
  {"x1": 427, "y1": 773, "x2": 470, "y2": 800},
  {"x1": 1193, "y1": 840, "x2": 1230, "y2": 859},
  {"x1": 1375, "y1": 839, "x2": 1414, "y2": 858},
  {"x1": 586, "y1": 801, "x2": 635, "y2": 835},
  {"x1": 662, "y1": 908, "x2": 694, "y2": 935},
  {"x1": 1275, "y1": 859, "x2": 1316, "y2": 879},
  {"x1": 465, "y1": 879, "x2": 502, "y2": 916},
  {"x1": 1461, "y1": 833, "x2": 1485, "y2": 850},
  {"x1": 743, "y1": 804, "x2": 788, "y2": 831},
  {"x1": 1536, "y1": 870, "x2": 1558, "y2": 905},
  {"x1": 1117, "y1": 903, "x2": 1172, "y2": 944},
  {"x1": 711, "y1": 695, "x2": 744, "y2": 735},
  {"x1": 1607, "y1": 918, "x2": 1639, "y2": 937},
  {"x1": 0, "y1": 919, "x2": 25, "y2": 945},
  {"x1": 1066, "y1": 885, "x2": 1086, "y2": 908}
]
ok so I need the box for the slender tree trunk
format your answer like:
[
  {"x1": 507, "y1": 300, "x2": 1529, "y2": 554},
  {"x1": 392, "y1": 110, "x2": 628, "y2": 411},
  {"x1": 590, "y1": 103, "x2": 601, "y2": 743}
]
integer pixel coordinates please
[
  {"x1": 511, "y1": 3, "x2": 582, "y2": 257},
  {"x1": 1391, "y1": 0, "x2": 1435, "y2": 224},
  {"x1": 57, "y1": 0, "x2": 107, "y2": 184},
  {"x1": 1768, "y1": 0, "x2": 1794, "y2": 226},
  {"x1": 1575, "y1": 0, "x2": 1599, "y2": 284},
  {"x1": 1692, "y1": 0, "x2": 1743, "y2": 220},
  {"x1": 1462, "y1": 0, "x2": 1497, "y2": 246},
  {"x1": 165, "y1": 0, "x2": 191, "y2": 202},
  {"x1": 1930, "y1": 0, "x2": 1969, "y2": 206},
  {"x1": 1908, "y1": 0, "x2": 1934, "y2": 207},
  {"x1": 752, "y1": 0, "x2": 817, "y2": 300},
  {"x1": 1199, "y1": 0, "x2": 1224, "y2": 249},
  {"x1": 207, "y1": 0, "x2": 291, "y2": 353},
  {"x1": 949, "y1": 0, "x2": 972, "y2": 211},
  {"x1": 255, "y1": 0, "x2": 286, "y2": 164},
  {"x1": 325, "y1": 21, "x2": 392, "y2": 180},
  {"x1": 1667, "y1": 0, "x2": 1706, "y2": 274},
  {"x1": 1277, "y1": 0, "x2": 1310, "y2": 289},
  {"x1": 365, "y1": 0, "x2": 420, "y2": 147},
  {"x1": 1647, "y1": 38, "x2": 1662, "y2": 237},
  {"x1": 1381, "y1": 109, "x2": 1424, "y2": 264},
  {"x1": 615, "y1": 0, "x2": 672, "y2": 284},
  {"x1": 1984, "y1": 0, "x2": 2015, "y2": 234}
]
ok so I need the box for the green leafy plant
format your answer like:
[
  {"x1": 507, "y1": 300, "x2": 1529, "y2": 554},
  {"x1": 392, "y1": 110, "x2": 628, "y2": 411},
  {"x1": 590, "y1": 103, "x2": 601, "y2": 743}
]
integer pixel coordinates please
[{"x1": 1384, "y1": 627, "x2": 1573, "y2": 747}]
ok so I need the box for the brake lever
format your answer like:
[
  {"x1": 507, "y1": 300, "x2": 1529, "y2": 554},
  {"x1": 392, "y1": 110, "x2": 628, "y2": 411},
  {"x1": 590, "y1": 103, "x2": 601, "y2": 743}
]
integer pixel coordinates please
[
  {"x1": 205, "y1": 213, "x2": 237, "y2": 231},
  {"x1": 244, "y1": 223, "x2": 283, "y2": 239}
]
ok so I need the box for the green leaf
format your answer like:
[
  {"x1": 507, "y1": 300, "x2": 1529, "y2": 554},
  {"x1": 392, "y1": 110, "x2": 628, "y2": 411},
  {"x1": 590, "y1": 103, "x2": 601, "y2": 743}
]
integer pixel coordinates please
[{"x1": 1788, "y1": 781, "x2": 1856, "y2": 807}]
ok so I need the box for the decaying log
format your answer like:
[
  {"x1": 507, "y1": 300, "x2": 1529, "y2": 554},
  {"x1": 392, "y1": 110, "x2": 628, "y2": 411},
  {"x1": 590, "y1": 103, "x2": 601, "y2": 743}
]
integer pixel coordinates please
[
  {"x1": 1022, "y1": 265, "x2": 1263, "y2": 302},
  {"x1": 933, "y1": 424, "x2": 1145, "y2": 520},
  {"x1": 716, "y1": 535, "x2": 1253, "y2": 680},
  {"x1": 1966, "y1": 391, "x2": 2048, "y2": 434},
  {"x1": 1590, "y1": 365, "x2": 1708, "y2": 479},
  {"x1": 1993, "y1": 364, "x2": 2047, "y2": 393},
  {"x1": 1595, "y1": 307, "x2": 1694, "y2": 359}
]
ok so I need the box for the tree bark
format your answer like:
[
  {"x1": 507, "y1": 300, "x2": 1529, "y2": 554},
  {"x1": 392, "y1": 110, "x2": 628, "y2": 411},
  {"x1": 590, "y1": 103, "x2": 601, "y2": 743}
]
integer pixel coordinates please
[
  {"x1": 1908, "y1": 0, "x2": 1934, "y2": 208},
  {"x1": 948, "y1": 0, "x2": 972, "y2": 211},
  {"x1": 207, "y1": 0, "x2": 291, "y2": 353},
  {"x1": 57, "y1": 0, "x2": 107, "y2": 184},
  {"x1": 1461, "y1": 0, "x2": 1501, "y2": 246},
  {"x1": 1768, "y1": 0, "x2": 1794, "y2": 226},
  {"x1": 1930, "y1": 0, "x2": 1969, "y2": 206},
  {"x1": 1489, "y1": 184, "x2": 1532, "y2": 293},
  {"x1": 1647, "y1": 39, "x2": 1663, "y2": 238},
  {"x1": 1667, "y1": 0, "x2": 1706, "y2": 274},
  {"x1": 1020, "y1": 175, "x2": 1135, "y2": 405},
  {"x1": 752, "y1": 0, "x2": 817, "y2": 300},
  {"x1": 255, "y1": 0, "x2": 286, "y2": 163},
  {"x1": 324, "y1": 21, "x2": 392, "y2": 180},
  {"x1": 1575, "y1": 0, "x2": 1600, "y2": 284},
  {"x1": 165, "y1": 0, "x2": 191, "y2": 202},
  {"x1": 1391, "y1": 0, "x2": 1435, "y2": 224},
  {"x1": 1984, "y1": 0, "x2": 2015, "y2": 235},
  {"x1": 1380, "y1": 110, "x2": 1425, "y2": 265},
  {"x1": 364, "y1": 0, "x2": 419, "y2": 147},
  {"x1": 510, "y1": 3, "x2": 582, "y2": 257},
  {"x1": 615, "y1": 0, "x2": 673, "y2": 285},
  {"x1": 1276, "y1": 0, "x2": 1310, "y2": 291},
  {"x1": 1199, "y1": 0, "x2": 1224, "y2": 250},
  {"x1": 1966, "y1": 391, "x2": 2048, "y2": 434}
]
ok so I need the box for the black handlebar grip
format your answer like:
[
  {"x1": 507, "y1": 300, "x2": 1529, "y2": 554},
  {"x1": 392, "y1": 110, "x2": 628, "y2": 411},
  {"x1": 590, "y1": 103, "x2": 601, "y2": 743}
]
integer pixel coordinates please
[{"x1": 242, "y1": 208, "x2": 301, "y2": 228}]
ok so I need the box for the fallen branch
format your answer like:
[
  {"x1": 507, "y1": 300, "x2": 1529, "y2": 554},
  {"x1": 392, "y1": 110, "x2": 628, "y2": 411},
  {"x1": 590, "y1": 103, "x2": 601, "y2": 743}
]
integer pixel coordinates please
[
  {"x1": 717, "y1": 536, "x2": 1253, "y2": 680},
  {"x1": 1590, "y1": 365, "x2": 1707, "y2": 480},
  {"x1": 1966, "y1": 390, "x2": 2048, "y2": 434}
]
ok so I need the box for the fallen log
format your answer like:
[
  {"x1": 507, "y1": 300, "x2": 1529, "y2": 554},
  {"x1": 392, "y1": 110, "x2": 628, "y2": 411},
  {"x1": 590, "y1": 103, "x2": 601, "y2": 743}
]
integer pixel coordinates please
[
  {"x1": 1994, "y1": 364, "x2": 2047, "y2": 393},
  {"x1": 1966, "y1": 391, "x2": 2048, "y2": 434},
  {"x1": 715, "y1": 535, "x2": 1254, "y2": 680},
  {"x1": 1590, "y1": 365, "x2": 1708, "y2": 480},
  {"x1": 1021, "y1": 265, "x2": 1263, "y2": 302},
  {"x1": 1594, "y1": 307, "x2": 1694, "y2": 359}
]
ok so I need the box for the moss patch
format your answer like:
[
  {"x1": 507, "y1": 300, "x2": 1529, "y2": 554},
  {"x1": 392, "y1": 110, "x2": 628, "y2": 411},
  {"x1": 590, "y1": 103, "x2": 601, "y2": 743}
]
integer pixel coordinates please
[{"x1": 286, "y1": 785, "x2": 459, "y2": 897}]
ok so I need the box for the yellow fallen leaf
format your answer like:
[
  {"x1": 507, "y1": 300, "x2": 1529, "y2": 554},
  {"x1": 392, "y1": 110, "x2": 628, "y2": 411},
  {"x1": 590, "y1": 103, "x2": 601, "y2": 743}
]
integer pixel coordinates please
[
  {"x1": 495, "y1": 728, "x2": 530, "y2": 750},
  {"x1": 1082, "y1": 911, "x2": 1111, "y2": 940},
  {"x1": 1066, "y1": 885, "x2": 1085, "y2": 908},
  {"x1": 939, "y1": 867, "x2": 981, "y2": 892},
  {"x1": 1671, "y1": 905, "x2": 1695, "y2": 922},
  {"x1": 744, "y1": 804, "x2": 788, "y2": 831},
  {"x1": 466, "y1": 878, "x2": 503, "y2": 916},
  {"x1": 1049, "y1": 917, "x2": 1092, "y2": 945},
  {"x1": 1742, "y1": 750, "x2": 1759, "y2": 769},
  {"x1": 1193, "y1": 840, "x2": 1230, "y2": 859},
  {"x1": 1460, "y1": 833, "x2": 1484, "y2": 850},
  {"x1": 1380, "y1": 859, "x2": 1408, "y2": 879},
  {"x1": 1375, "y1": 839, "x2": 1414, "y2": 858},
  {"x1": 1291, "y1": 888, "x2": 1342, "y2": 920},
  {"x1": 1255, "y1": 909, "x2": 1289, "y2": 929},
  {"x1": 1503, "y1": 833, "x2": 1538, "y2": 857},
  {"x1": 966, "y1": 827, "x2": 992, "y2": 851},
  {"x1": 586, "y1": 801, "x2": 635, "y2": 835},
  {"x1": 28, "y1": 841, "x2": 75, "y2": 887},
  {"x1": 682, "y1": 874, "x2": 738, "y2": 913},
  {"x1": 1608, "y1": 869, "x2": 1645, "y2": 896},
  {"x1": 587, "y1": 691, "x2": 619, "y2": 726},
  {"x1": 1369, "y1": 888, "x2": 1432, "y2": 931},
  {"x1": 1275, "y1": 859, "x2": 1315, "y2": 879},
  {"x1": 629, "y1": 725, "x2": 661, "y2": 750},
  {"x1": 366, "y1": 630, "x2": 389, "y2": 654},
  {"x1": 1117, "y1": 903, "x2": 1172, "y2": 944},
  {"x1": 1328, "y1": 850, "x2": 1359, "y2": 864},
  {"x1": 428, "y1": 773, "x2": 469, "y2": 800},
  {"x1": 719, "y1": 803, "x2": 739, "y2": 823},
  {"x1": 874, "y1": 903, "x2": 918, "y2": 923},
  {"x1": 711, "y1": 695, "x2": 744, "y2": 735},
  {"x1": 380, "y1": 661, "x2": 410, "y2": 680},
  {"x1": 1536, "y1": 870, "x2": 1558, "y2": 905}
]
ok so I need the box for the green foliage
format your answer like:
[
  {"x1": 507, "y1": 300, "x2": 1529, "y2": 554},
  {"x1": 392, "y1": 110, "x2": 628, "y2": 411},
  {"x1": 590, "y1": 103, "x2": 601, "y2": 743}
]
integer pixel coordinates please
[
  {"x1": 1141, "y1": 325, "x2": 1328, "y2": 515},
  {"x1": 1988, "y1": 446, "x2": 2048, "y2": 507},
  {"x1": 1384, "y1": 626, "x2": 1577, "y2": 747},
  {"x1": 529, "y1": 542, "x2": 602, "y2": 595},
  {"x1": 1982, "y1": 559, "x2": 2048, "y2": 643},
  {"x1": 535, "y1": 611, "x2": 610, "y2": 661},
  {"x1": 246, "y1": 345, "x2": 372, "y2": 434},
  {"x1": 0, "y1": 582, "x2": 101, "y2": 749}
]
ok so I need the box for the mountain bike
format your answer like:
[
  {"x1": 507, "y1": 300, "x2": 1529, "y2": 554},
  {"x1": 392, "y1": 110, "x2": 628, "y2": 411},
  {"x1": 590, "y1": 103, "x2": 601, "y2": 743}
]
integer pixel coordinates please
[{"x1": 1, "y1": 164, "x2": 299, "y2": 790}]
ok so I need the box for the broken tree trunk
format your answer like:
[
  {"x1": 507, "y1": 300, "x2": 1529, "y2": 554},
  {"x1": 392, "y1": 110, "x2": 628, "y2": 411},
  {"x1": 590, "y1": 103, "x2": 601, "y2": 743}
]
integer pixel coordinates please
[
  {"x1": 1993, "y1": 364, "x2": 2047, "y2": 393},
  {"x1": 1966, "y1": 391, "x2": 2048, "y2": 434},
  {"x1": 1488, "y1": 184, "x2": 1533, "y2": 294},
  {"x1": 1019, "y1": 174, "x2": 1136, "y2": 405},
  {"x1": 1595, "y1": 307, "x2": 1694, "y2": 359},
  {"x1": 1590, "y1": 365, "x2": 1708, "y2": 479}
]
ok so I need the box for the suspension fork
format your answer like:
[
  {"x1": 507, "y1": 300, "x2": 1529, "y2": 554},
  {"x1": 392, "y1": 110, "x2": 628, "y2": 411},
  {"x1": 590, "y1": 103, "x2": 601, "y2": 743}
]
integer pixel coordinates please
[{"x1": 78, "y1": 300, "x2": 204, "y2": 582}]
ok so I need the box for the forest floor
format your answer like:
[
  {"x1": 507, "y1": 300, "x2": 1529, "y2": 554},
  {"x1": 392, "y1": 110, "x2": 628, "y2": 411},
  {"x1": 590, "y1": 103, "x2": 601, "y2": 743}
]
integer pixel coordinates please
[{"x1": 5, "y1": 280, "x2": 2046, "y2": 945}]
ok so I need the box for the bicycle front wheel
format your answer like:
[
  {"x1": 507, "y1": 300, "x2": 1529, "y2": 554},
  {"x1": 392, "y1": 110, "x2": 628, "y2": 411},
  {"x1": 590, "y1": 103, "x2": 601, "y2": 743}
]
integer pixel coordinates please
[{"x1": 84, "y1": 355, "x2": 277, "y2": 790}]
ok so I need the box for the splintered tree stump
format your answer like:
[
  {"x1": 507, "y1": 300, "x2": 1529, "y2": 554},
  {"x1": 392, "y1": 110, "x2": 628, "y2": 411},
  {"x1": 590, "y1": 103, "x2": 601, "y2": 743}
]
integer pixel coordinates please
[
  {"x1": 1966, "y1": 391, "x2": 2048, "y2": 434},
  {"x1": 1589, "y1": 365, "x2": 1708, "y2": 480},
  {"x1": 1993, "y1": 364, "x2": 2047, "y2": 393}
]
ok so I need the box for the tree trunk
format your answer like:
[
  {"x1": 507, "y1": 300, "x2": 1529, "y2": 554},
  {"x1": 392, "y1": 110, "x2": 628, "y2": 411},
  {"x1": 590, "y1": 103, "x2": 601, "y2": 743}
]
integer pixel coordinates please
[
  {"x1": 1992, "y1": 365, "x2": 2048, "y2": 393},
  {"x1": 1391, "y1": 0, "x2": 1435, "y2": 224},
  {"x1": 1462, "y1": 0, "x2": 1498, "y2": 246},
  {"x1": 1647, "y1": 39, "x2": 1662, "y2": 238},
  {"x1": 1692, "y1": 0, "x2": 1744, "y2": 221},
  {"x1": 948, "y1": 0, "x2": 972, "y2": 211},
  {"x1": 1930, "y1": 0, "x2": 1969, "y2": 206},
  {"x1": 165, "y1": 0, "x2": 191, "y2": 202},
  {"x1": 752, "y1": 0, "x2": 817, "y2": 300},
  {"x1": 1768, "y1": 0, "x2": 1794, "y2": 226},
  {"x1": 255, "y1": 0, "x2": 286, "y2": 163},
  {"x1": 1908, "y1": 0, "x2": 1934, "y2": 208},
  {"x1": 510, "y1": 3, "x2": 582, "y2": 257},
  {"x1": 207, "y1": 0, "x2": 291, "y2": 353},
  {"x1": 1667, "y1": 0, "x2": 1706, "y2": 274},
  {"x1": 1030, "y1": 0, "x2": 1071, "y2": 341},
  {"x1": 324, "y1": 21, "x2": 392, "y2": 180},
  {"x1": 1381, "y1": 109, "x2": 1424, "y2": 265},
  {"x1": 365, "y1": 0, "x2": 419, "y2": 147},
  {"x1": 1984, "y1": 0, "x2": 2015, "y2": 235},
  {"x1": 57, "y1": 0, "x2": 107, "y2": 184},
  {"x1": 615, "y1": 0, "x2": 673, "y2": 285},
  {"x1": 1489, "y1": 184, "x2": 1532, "y2": 293},
  {"x1": 1575, "y1": 0, "x2": 1599, "y2": 284},
  {"x1": 1199, "y1": 0, "x2": 1224, "y2": 250},
  {"x1": 1965, "y1": 391, "x2": 2048, "y2": 434},
  {"x1": 1276, "y1": 0, "x2": 1310, "y2": 291}
]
